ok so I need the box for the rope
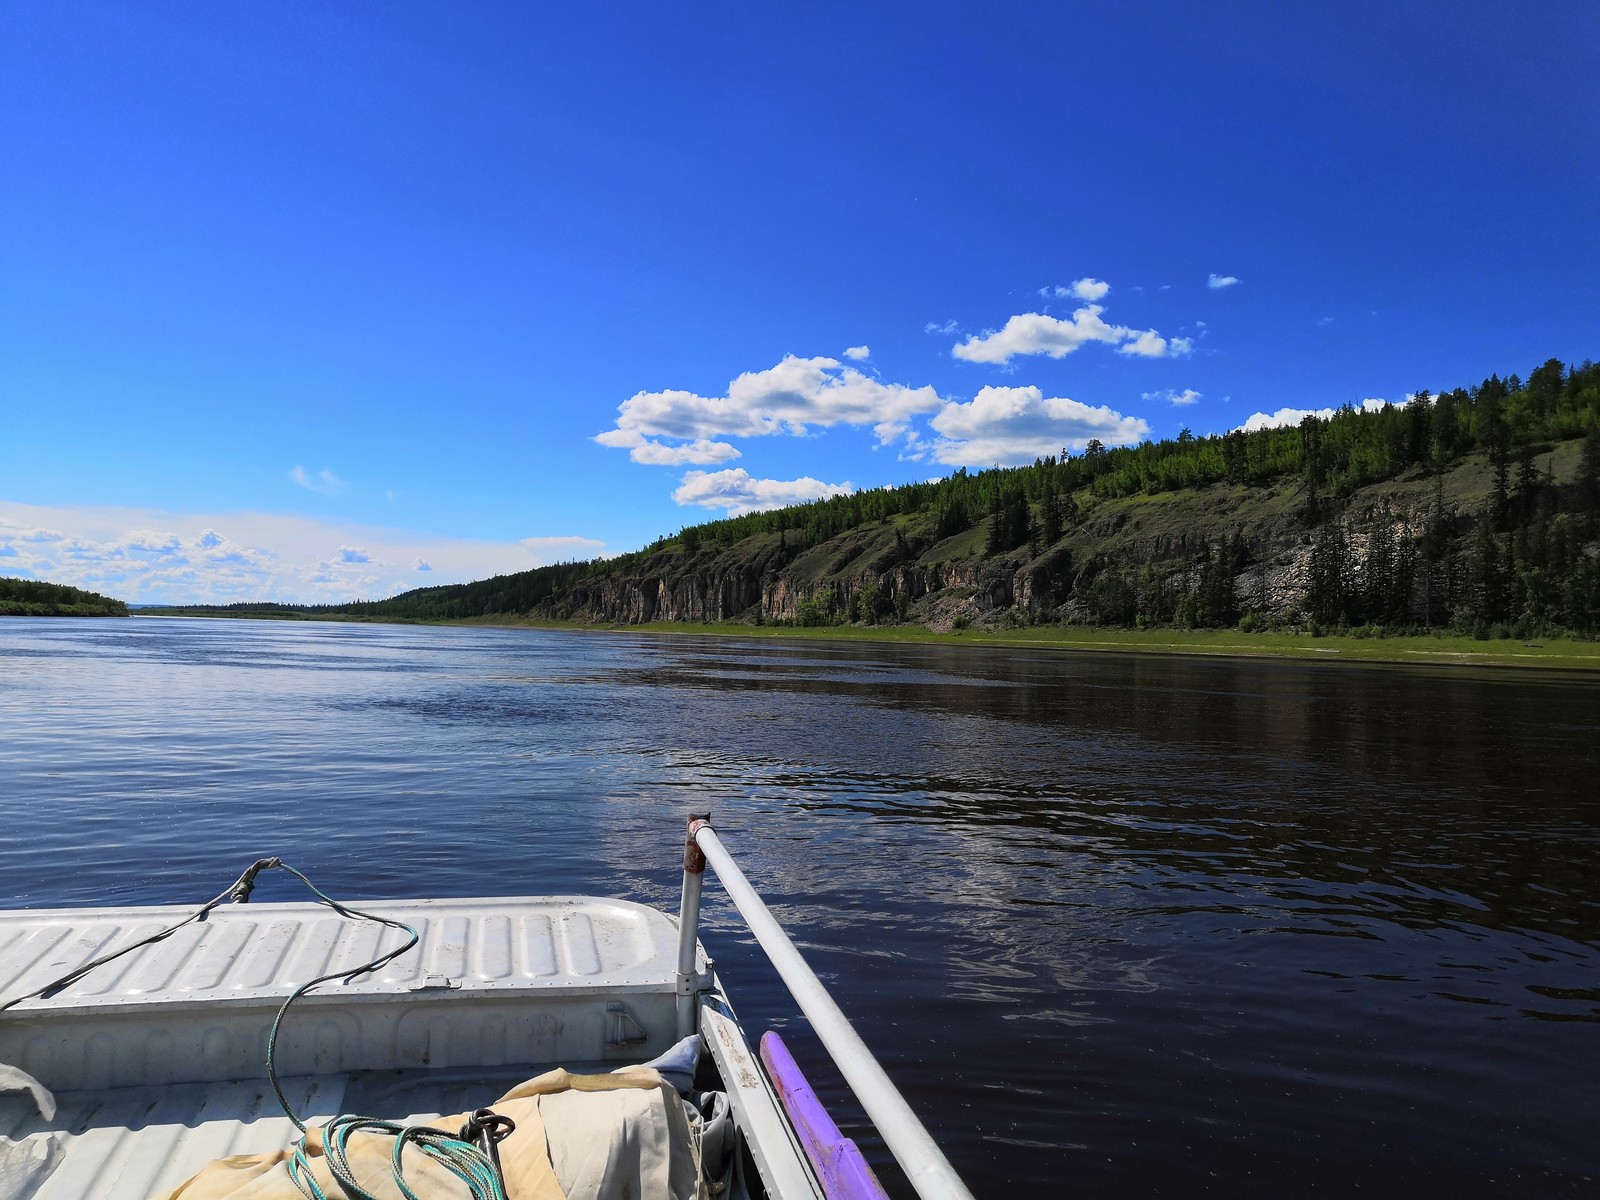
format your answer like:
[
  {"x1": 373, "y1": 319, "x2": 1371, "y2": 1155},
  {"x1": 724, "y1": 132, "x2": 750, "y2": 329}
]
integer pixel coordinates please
[
  {"x1": 0, "y1": 858, "x2": 511, "y2": 1199},
  {"x1": 286, "y1": 1114, "x2": 511, "y2": 1200},
  {"x1": 260, "y1": 861, "x2": 420, "y2": 1132},
  {"x1": 0, "y1": 857, "x2": 284, "y2": 1012}
]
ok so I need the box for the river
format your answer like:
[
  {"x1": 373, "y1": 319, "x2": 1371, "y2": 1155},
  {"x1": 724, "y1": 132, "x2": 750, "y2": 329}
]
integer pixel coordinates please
[{"x1": 1, "y1": 617, "x2": 1597, "y2": 1197}]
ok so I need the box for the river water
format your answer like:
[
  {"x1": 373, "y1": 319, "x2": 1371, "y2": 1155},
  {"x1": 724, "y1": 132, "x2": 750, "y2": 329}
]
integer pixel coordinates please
[{"x1": 1, "y1": 617, "x2": 1597, "y2": 1197}]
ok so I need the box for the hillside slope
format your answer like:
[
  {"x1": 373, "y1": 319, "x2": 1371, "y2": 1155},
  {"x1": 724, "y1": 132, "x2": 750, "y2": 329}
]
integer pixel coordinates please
[
  {"x1": 517, "y1": 440, "x2": 1594, "y2": 635},
  {"x1": 0, "y1": 577, "x2": 129, "y2": 617},
  {"x1": 315, "y1": 435, "x2": 1596, "y2": 639},
  {"x1": 157, "y1": 356, "x2": 1600, "y2": 638}
]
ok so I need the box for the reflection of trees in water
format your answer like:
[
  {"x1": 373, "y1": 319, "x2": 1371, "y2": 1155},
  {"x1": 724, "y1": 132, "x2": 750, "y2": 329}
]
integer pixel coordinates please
[{"x1": 556, "y1": 640, "x2": 1600, "y2": 1029}]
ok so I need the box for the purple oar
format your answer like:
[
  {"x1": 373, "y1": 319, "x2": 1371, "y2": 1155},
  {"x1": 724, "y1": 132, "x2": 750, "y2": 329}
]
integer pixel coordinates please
[{"x1": 760, "y1": 1031, "x2": 891, "y2": 1200}]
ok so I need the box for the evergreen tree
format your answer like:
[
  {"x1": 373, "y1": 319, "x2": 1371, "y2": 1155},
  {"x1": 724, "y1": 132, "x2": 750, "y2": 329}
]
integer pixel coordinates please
[
  {"x1": 1038, "y1": 486, "x2": 1062, "y2": 549},
  {"x1": 1406, "y1": 391, "x2": 1432, "y2": 464},
  {"x1": 935, "y1": 497, "x2": 970, "y2": 539},
  {"x1": 1306, "y1": 523, "x2": 1353, "y2": 626},
  {"x1": 1580, "y1": 424, "x2": 1600, "y2": 535},
  {"x1": 1222, "y1": 431, "x2": 1249, "y2": 484},
  {"x1": 1465, "y1": 518, "x2": 1507, "y2": 628},
  {"x1": 1514, "y1": 445, "x2": 1538, "y2": 525}
]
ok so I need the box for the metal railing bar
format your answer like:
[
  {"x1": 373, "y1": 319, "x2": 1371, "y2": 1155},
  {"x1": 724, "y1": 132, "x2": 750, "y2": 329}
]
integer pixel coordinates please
[{"x1": 691, "y1": 821, "x2": 976, "y2": 1200}]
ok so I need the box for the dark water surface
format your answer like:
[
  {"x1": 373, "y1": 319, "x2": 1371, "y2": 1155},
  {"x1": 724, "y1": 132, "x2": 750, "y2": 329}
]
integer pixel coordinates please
[{"x1": 2, "y1": 617, "x2": 1597, "y2": 1197}]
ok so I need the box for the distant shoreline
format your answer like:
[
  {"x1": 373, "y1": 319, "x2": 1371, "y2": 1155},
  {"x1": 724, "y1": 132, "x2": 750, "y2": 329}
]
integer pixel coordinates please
[{"x1": 133, "y1": 609, "x2": 1600, "y2": 673}]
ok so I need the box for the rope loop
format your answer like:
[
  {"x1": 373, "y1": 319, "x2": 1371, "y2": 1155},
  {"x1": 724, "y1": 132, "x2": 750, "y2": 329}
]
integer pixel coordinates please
[{"x1": 0, "y1": 858, "x2": 511, "y2": 1200}]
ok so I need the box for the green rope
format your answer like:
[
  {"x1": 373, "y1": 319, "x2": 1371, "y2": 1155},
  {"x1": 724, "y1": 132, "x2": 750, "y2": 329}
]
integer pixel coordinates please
[
  {"x1": 283, "y1": 1114, "x2": 510, "y2": 1200},
  {"x1": 260, "y1": 861, "x2": 420, "y2": 1133},
  {"x1": 1, "y1": 858, "x2": 511, "y2": 1200},
  {"x1": 253, "y1": 863, "x2": 510, "y2": 1200}
]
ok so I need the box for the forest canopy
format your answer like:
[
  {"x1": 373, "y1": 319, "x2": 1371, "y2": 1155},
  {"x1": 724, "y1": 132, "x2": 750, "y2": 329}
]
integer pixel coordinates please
[
  {"x1": 0, "y1": 577, "x2": 129, "y2": 617},
  {"x1": 152, "y1": 354, "x2": 1600, "y2": 638}
]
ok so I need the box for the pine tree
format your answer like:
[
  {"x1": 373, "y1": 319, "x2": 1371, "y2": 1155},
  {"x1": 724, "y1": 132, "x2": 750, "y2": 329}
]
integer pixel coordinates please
[
  {"x1": 1466, "y1": 518, "x2": 1507, "y2": 629},
  {"x1": 1039, "y1": 486, "x2": 1062, "y2": 548},
  {"x1": 1306, "y1": 523, "x2": 1352, "y2": 626},
  {"x1": 1364, "y1": 518, "x2": 1394, "y2": 625},
  {"x1": 1515, "y1": 445, "x2": 1538, "y2": 524},
  {"x1": 1580, "y1": 424, "x2": 1600, "y2": 535},
  {"x1": 1222, "y1": 431, "x2": 1249, "y2": 484}
]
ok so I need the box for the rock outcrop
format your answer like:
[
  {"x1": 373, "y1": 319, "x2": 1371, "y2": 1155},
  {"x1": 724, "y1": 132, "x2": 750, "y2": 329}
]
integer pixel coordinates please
[{"x1": 525, "y1": 446, "x2": 1574, "y2": 632}]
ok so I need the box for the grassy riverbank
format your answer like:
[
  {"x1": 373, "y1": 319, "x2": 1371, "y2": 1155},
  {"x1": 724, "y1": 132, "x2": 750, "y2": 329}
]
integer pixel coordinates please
[
  {"x1": 140, "y1": 605, "x2": 1600, "y2": 670},
  {"x1": 449, "y1": 613, "x2": 1600, "y2": 672}
]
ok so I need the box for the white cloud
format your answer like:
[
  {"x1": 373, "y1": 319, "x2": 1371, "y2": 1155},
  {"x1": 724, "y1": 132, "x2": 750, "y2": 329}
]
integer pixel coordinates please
[
  {"x1": 1040, "y1": 277, "x2": 1111, "y2": 302},
  {"x1": 1315, "y1": 316, "x2": 1335, "y2": 327},
  {"x1": 1236, "y1": 406, "x2": 1332, "y2": 432},
  {"x1": 671, "y1": 469, "x2": 853, "y2": 516},
  {"x1": 0, "y1": 500, "x2": 604, "y2": 605},
  {"x1": 1234, "y1": 398, "x2": 1396, "y2": 433},
  {"x1": 1118, "y1": 330, "x2": 1193, "y2": 358},
  {"x1": 1143, "y1": 388, "x2": 1201, "y2": 407},
  {"x1": 924, "y1": 319, "x2": 959, "y2": 336},
  {"x1": 952, "y1": 305, "x2": 1190, "y2": 365},
  {"x1": 289, "y1": 466, "x2": 345, "y2": 494},
  {"x1": 843, "y1": 345, "x2": 870, "y2": 360},
  {"x1": 1207, "y1": 274, "x2": 1241, "y2": 289},
  {"x1": 598, "y1": 355, "x2": 943, "y2": 452},
  {"x1": 928, "y1": 386, "x2": 1151, "y2": 467},
  {"x1": 594, "y1": 428, "x2": 741, "y2": 466}
]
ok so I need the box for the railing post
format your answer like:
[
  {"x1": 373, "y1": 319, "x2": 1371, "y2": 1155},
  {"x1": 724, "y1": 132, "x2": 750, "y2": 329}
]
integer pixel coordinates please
[
  {"x1": 690, "y1": 822, "x2": 976, "y2": 1200},
  {"x1": 675, "y1": 811, "x2": 712, "y2": 1037}
]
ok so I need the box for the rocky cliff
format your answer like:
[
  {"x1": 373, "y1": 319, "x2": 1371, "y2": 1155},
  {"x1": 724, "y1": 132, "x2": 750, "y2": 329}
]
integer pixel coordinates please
[{"x1": 534, "y1": 441, "x2": 1587, "y2": 632}]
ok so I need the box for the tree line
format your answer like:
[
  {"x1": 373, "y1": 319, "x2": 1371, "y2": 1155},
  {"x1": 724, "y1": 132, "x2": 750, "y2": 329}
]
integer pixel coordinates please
[
  {"x1": 0, "y1": 577, "x2": 129, "y2": 617},
  {"x1": 234, "y1": 353, "x2": 1600, "y2": 636}
]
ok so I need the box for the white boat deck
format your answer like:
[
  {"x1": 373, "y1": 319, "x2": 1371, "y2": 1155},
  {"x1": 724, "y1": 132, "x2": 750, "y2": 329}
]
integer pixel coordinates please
[
  {"x1": 1, "y1": 1063, "x2": 646, "y2": 1199},
  {"x1": 0, "y1": 896, "x2": 690, "y2": 1092},
  {"x1": 0, "y1": 897, "x2": 709, "y2": 1198},
  {"x1": 0, "y1": 895, "x2": 826, "y2": 1200},
  {"x1": 0, "y1": 895, "x2": 680, "y2": 1011}
]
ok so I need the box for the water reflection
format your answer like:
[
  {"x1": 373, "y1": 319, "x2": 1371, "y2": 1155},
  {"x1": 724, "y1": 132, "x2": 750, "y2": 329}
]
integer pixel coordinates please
[{"x1": 1, "y1": 619, "x2": 1597, "y2": 1196}]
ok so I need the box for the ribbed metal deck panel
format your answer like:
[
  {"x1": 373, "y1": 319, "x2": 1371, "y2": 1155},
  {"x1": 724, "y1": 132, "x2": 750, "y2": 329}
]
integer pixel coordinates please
[
  {"x1": 0, "y1": 896, "x2": 680, "y2": 1012},
  {"x1": 0, "y1": 1073, "x2": 343, "y2": 1200},
  {"x1": 0, "y1": 898, "x2": 692, "y2": 1095},
  {"x1": 0, "y1": 897, "x2": 821, "y2": 1200}
]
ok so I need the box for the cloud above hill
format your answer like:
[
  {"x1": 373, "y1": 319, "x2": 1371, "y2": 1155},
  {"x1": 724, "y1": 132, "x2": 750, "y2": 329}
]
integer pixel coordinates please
[
  {"x1": 929, "y1": 386, "x2": 1151, "y2": 466},
  {"x1": 952, "y1": 305, "x2": 1192, "y2": 366},
  {"x1": 596, "y1": 354, "x2": 943, "y2": 462},
  {"x1": 609, "y1": 332, "x2": 1162, "y2": 514},
  {"x1": 671, "y1": 469, "x2": 853, "y2": 516},
  {"x1": 1233, "y1": 398, "x2": 1397, "y2": 432},
  {"x1": 0, "y1": 501, "x2": 603, "y2": 605}
]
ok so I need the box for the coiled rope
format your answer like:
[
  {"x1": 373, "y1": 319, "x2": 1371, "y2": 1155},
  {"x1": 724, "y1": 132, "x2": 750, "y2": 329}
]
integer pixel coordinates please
[{"x1": 1, "y1": 858, "x2": 511, "y2": 1200}]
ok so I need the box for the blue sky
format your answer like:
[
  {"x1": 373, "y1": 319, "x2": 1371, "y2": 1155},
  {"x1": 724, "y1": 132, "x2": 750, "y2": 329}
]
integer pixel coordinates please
[{"x1": 2, "y1": 3, "x2": 1596, "y2": 603}]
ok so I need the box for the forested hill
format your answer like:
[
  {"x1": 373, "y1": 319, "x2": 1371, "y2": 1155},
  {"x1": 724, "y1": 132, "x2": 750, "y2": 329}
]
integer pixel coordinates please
[
  {"x1": 177, "y1": 355, "x2": 1600, "y2": 638},
  {"x1": 0, "y1": 578, "x2": 129, "y2": 617}
]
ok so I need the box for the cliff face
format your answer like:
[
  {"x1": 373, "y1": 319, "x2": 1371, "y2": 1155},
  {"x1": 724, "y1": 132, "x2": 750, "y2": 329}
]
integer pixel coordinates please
[{"x1": 529, "y1": 441, "x2": 1588, "y2": 632}]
